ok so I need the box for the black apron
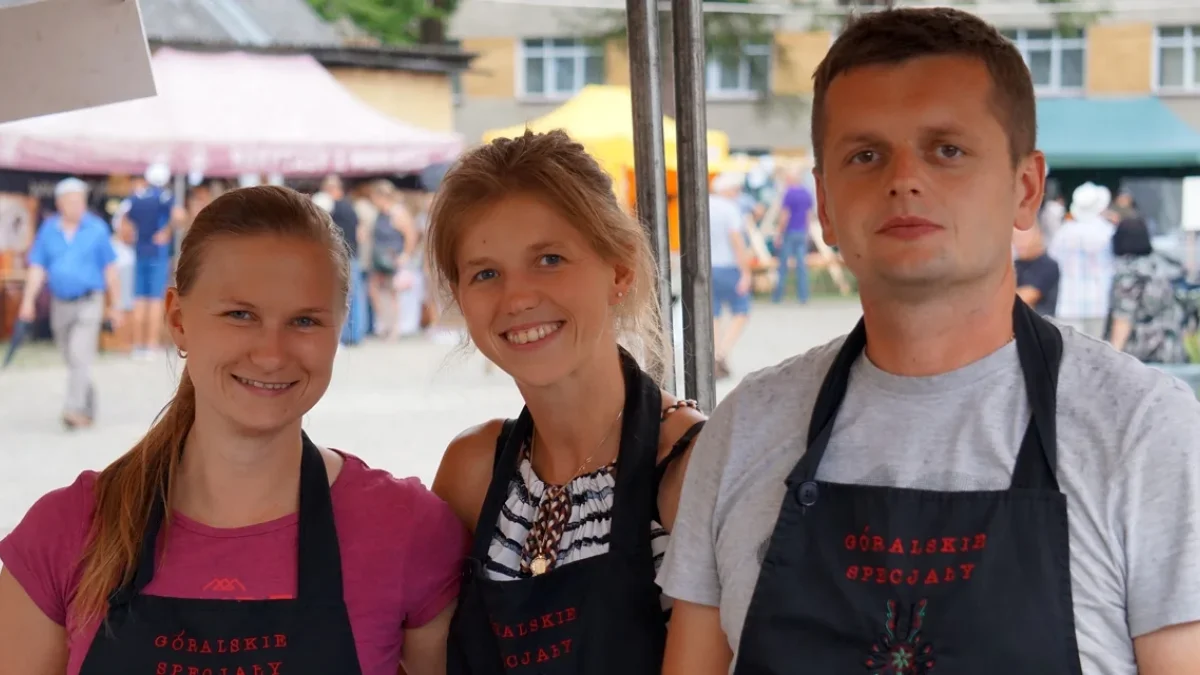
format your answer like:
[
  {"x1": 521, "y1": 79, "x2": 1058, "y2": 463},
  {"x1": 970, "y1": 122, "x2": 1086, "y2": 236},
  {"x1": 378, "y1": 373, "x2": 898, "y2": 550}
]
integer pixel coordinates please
[
  {"x1": 447, "y1": 351, "x2": 678, "y2": 675},
  {"x1": 79, "y1": 433, "x2": 363, "y2": 675},
  {"x1": 733, "y1": 299, "x2": 1084, "y2": 674}
]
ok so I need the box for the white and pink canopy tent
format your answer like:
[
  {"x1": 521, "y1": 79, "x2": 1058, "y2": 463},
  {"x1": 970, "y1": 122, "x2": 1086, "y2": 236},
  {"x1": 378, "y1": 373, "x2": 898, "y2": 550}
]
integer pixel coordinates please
[{"x1": 0, "y1": 48, "x2": 463, "y2": 177}]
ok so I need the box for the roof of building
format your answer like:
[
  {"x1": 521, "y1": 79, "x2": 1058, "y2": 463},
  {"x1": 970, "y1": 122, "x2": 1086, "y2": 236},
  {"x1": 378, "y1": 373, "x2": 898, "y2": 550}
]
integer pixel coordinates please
[{"x1": 139, "y1": 0, "x2": 343, "y2": 48}]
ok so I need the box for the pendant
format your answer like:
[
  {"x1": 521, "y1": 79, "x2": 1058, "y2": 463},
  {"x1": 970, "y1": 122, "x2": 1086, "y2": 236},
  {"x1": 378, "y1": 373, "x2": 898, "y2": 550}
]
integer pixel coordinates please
[{"x1": 531, "y1": 555, "x2": 550, "y2": 576}]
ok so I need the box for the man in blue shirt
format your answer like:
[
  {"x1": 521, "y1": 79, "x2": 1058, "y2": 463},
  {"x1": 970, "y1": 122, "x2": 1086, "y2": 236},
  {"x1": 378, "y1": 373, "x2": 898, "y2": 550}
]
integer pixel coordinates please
[
  {"x1": 18, "y1": 177, "x2": 122, "y2": 429},
  {"x1": 115, "y1": 163, "x2": 180, "y2": 359}
]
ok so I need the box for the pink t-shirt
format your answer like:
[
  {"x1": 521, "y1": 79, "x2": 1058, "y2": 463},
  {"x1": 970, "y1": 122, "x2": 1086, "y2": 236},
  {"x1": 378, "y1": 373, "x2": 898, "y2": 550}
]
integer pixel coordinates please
[{"x1": 0, "y1": 452, "x2": 469, "y2": 675}]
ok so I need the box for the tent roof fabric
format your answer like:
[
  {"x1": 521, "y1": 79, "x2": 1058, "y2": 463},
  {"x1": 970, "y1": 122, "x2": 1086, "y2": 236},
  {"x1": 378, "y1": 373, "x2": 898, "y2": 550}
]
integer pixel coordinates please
[
  {"x1": 1038, "y1": 96, "x2": 1200, "y2": 169},
  {"x1": 483, "y1": 85, "x2": 730, "y2": 172},
  {"x1": 0, "y1": 48, "x2": 462, "y2": 177}
]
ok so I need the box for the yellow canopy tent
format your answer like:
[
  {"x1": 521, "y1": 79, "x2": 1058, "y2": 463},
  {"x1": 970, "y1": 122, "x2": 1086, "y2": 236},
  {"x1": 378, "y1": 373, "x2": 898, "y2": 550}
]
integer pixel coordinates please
[{"x1": 482, "y1": 85, "x2": 733, "y2": 251}]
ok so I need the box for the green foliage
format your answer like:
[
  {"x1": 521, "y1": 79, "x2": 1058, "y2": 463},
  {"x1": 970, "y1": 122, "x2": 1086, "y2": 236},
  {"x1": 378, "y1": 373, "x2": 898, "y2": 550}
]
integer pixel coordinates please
[{"x1": 307, "y1": 0, "x2": 458, "y2": 45}]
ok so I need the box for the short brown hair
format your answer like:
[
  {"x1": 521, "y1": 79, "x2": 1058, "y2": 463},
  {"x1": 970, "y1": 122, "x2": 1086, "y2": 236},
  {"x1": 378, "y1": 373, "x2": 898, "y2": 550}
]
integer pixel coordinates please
[
  {"x1": 811, "y1": 7, "x2": 1035, "y2": 170},
  {"x1": 426, "y1": 130, "x2": 669, "y2": 382}
]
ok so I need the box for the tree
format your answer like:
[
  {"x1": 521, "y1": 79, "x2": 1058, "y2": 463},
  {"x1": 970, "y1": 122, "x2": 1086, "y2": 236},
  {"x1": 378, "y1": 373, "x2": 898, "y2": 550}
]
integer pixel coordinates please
[{"x1": 307, "y1": 0, "x2": 459, "y2": 45}]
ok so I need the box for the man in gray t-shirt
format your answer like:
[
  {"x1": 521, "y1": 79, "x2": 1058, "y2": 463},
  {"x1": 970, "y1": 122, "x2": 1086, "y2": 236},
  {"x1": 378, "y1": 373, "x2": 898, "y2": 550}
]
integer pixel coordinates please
[{"x1": 658, "y1": 8, "x2": 1200, "y2": 675}]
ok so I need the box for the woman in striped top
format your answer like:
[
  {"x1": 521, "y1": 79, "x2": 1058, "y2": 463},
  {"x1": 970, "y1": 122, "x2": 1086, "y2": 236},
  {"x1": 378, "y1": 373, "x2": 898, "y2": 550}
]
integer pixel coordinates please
[{"x1": 428, "y1": 130, "x2": 706, "y2": 675}]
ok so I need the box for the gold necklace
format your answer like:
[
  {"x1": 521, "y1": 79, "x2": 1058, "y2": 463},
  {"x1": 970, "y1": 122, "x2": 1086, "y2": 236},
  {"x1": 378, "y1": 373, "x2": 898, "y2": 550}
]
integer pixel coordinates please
[{"x1": 525, "y1": 410, "x2": 624, "y2": 576}]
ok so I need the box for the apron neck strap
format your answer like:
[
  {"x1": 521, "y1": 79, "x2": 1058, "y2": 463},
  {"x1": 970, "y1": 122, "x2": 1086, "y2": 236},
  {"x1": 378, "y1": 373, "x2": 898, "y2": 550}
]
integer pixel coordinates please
[
  {"x1": 1008, "y1": 299, "x2": 1064, "y2": 489},
  {"x1": 114, "y1": 431, "x2": 344, "y2": 607}
]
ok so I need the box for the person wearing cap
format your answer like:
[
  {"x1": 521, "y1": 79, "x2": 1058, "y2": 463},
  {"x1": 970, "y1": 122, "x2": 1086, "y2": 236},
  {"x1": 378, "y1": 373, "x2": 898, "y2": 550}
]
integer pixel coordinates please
[
  {"x1": 660, "y1": 8, "x2": 1200, "y2": 675},
  {"x1": 115, "y1": 163, "x2": 184, "y2": 359},
  {"x1": 17, "y1": 178, "x2": 122, "y2": 429},
  {"x1": 709, "y1": 172, "x2": 753, "y2": 379}
]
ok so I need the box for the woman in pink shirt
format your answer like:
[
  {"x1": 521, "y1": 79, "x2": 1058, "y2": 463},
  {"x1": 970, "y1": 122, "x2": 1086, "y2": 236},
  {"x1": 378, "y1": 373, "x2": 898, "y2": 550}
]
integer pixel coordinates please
[{"x1": 0, "y1": 185, "x2": 468, "y2": 675}]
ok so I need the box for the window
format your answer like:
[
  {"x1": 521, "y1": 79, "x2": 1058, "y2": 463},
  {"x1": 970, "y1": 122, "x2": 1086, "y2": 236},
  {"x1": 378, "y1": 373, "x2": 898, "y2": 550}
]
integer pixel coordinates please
[
  {"x1": 1156, "y1": 26, "x2": 1200, "y2": 90},
  {"x1": 706, "y1": 41, "x2": 771, "y2": 97},
  {"x1": 1002, "y1": 29, "x2": 1085, "y2": 94},
  {"x1": 520, "y1": 38, "x2": 604, "y2": 99}
]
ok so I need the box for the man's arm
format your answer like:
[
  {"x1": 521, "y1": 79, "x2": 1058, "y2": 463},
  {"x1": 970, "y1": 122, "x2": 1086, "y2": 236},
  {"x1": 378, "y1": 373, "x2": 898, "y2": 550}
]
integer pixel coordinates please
[
  {"x1": 664, "y1": 600, "x2": 733, "y2": 675},
  {"x1": 658, "y1": 387, "x2": 742, "y2": 675},
  {"x1": 18, "y1": 227, "x2": 48, "y2": 321},
  {"x1": 1118, "y1": 377, "x2": 1200, "y2": 674}
]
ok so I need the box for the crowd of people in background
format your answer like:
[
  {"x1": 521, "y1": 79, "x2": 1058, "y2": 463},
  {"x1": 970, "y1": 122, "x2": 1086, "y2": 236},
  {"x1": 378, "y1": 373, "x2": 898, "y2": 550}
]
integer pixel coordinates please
[{"x1": 1017, "y1": 181, "x2": 1200, "y2": 366}]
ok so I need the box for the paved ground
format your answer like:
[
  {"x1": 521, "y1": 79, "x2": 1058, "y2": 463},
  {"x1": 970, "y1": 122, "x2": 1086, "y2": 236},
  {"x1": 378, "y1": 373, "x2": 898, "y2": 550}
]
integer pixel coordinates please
[{"x1": 0, "y1": 300, "x2": 861, "y2": 537}]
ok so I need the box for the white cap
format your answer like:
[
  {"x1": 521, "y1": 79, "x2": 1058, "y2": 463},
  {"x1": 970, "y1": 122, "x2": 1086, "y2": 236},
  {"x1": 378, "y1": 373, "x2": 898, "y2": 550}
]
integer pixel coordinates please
[
  {"x1": 712, "y1": 171, "x2": 745, "y2": 194},
  {"x1": 54, "y1": 177, "x2": 89, "y2": 198},
  {"x1": 144, "y1": 163, "x2": 171, "y2": 188}
]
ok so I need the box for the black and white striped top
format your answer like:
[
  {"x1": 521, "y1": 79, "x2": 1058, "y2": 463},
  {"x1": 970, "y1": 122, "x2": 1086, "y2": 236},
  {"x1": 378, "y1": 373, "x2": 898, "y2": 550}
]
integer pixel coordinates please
[{"x1": 483, "y1": 438, "x2": 671, "y2": 588}]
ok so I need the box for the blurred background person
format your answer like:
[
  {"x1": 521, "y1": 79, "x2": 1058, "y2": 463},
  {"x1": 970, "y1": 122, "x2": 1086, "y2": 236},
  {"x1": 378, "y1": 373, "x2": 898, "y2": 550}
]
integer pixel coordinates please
[
  {"x1": 16, "y1": 178, "x2": 121, "y2": 429},
  {"x1": 1014, "y1": 224, "x2": 1060, "y2": 317},
  {"x1": 709, "y1": 172, "x2": 753, "y2": 380},
  {"x1": 114, "y1": 163, "x2": 182, "y2": 360},
  {"x1": 1109, "y1": 217, "x2": 1191, "y2": 364},
  {"x1": 1049, "y1": 181, "x2": 1115, "y2": 338},
  {"x1": 366, "y1": 180, "x2": 416, "y2": 341}
]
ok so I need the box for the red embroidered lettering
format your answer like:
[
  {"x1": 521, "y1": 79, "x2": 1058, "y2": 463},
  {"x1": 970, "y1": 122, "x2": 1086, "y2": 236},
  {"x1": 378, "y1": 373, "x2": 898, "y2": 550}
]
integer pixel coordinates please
[
  {"x1": 252, "y1": 667, "x2": 264, "y2": 675},
  {"x1": 188, "y1": 668, "x2": 199, "y2": 675},
  {"x1": 502, "y1": 626, "x2": 514, "y2": 639},
  {"x1": 889, "y1": 569, "x2": 904, "y2": 585},
  {"x1": 245, "y1": 637, "x2": 258, "y2": 651},
  {"x1": 924, "y1": 570, "x2": 940, "y2": 585},
  {"x1": 846, "y1": 565, "x2": 859, "y2": 580},
  {"x1": 172, "y1": 665, "x2": 184, "y2": 675},
  {"x1": 973, "y1": 534, "x2": 987, "y2": 550},
  {"x1": 906, "y1": 569, "x2": 920, "y2": 585},
  {"x1": 871, "y1": 536, "x2": 884, "y2": 552},
  {"x1": 960, "y1": 563, "x2": 976, "y2": 580},
  {"x1": 910, "y1": 539, "x2": 922, "y2": 555},
  {"x1": 505, "y1": 656, "x2": 518, "y2": 669},
  {"x1": 269, "y1": 664, "x2": 283, "y2": 675},
  {"x1": 217, "y1": 640, "x2": 226, "y2": 654},
  {"x1": 889, "y1": 539, "x2": 905, "y2": 555},
  {"x1": 200, "y1": 641, "x2": 213, "y2": 654},
  {"x1": 517, "y1": 622, "x2": 528, "y2": 637},
  {"x1": 845, "y1": 535, "x2": 858, "y2": 550},
  {"x1": 944, "y1": 566, "x2": 957, "y2": 582},
  {"x1": 274, "y1": 635, "x2": 287, "y2": 648},
  {"x1": 537, "y1": 648, "x2": 552, "y2": 663},
  {"x1": 941, "y1": 537, "x2": 957, "y2": 554},
  {"x1": 541, "y1": 613, "x2": 555, "y2": 629},
  {"x1": 235, "y1": 668, "x2": 247, "y2": 675},
  {"x1": 875, "y1": 567, "x2": 887, "y2": 584},
  {"x1": 565, "y1": 608, "x2": 577, "y2": 622},
  {"x1": 924, "y1": 539, "x2": 937, "y2": 554},
  {"x1": 156, "y1": 636, "x2": 168, "y2": 649},
  {"x1": 861, "y1": 566, "x2": 875, "y2": 582},
  {"x1": 230, "y1": 639, "x2": 240, "y2": 654},
  {"x1": 551, "y1": 644, "x2": 562, "y2": 658},
  {"x1": 561, "y1": 638, "x2": 573, "y2": 653},
  {"x1": 961, "y1": 536, "x2": 971, "y2": 552},
  {"x1": 157, "y1": 664, "x2": 167, "y2": 675}
]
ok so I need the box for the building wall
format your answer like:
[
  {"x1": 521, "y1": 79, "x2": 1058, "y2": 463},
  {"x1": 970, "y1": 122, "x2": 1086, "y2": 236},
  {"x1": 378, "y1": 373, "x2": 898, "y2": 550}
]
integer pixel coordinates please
[
  {"x1": 1086, "y1": 22, "x2": 1154, "y2": 94},
  {"x1": 328, "y1": 67, "x2": 457, "y2": 133},
  {"x1": 447, "y1": 0, "x2": 1200, "y2": 153}
]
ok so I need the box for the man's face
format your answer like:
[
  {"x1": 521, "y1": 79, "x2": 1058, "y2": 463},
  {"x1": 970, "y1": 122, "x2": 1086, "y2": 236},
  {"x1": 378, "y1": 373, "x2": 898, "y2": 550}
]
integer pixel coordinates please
[
  {"x1": 814, "y1": 55, "x2": 1044, "y2": 300},
  {"x1": 56, "y1": 191, "x2": 87, "y2": 222}
]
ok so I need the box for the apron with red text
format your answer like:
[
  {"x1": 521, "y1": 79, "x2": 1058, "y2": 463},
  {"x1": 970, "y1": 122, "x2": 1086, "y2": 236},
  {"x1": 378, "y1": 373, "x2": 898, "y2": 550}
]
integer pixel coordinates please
[
  {"x1": 79, "y1": 432, "x2": 362, "y2": 675},
  {"x1": 733, "y1": 299, "x2": 1085, "y2": 674}
]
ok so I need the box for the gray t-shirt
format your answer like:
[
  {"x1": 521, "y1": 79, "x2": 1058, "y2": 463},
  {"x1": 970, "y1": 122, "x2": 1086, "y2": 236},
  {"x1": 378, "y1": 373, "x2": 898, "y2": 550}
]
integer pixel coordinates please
[{"x1": 657, "y1": 324, "x2": 1200, "y2": 674}]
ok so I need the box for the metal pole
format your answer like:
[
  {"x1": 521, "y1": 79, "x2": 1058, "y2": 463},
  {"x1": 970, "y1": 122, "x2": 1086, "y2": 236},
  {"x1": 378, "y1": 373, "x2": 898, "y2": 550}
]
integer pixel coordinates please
[
  {"x1": 625, "y1": 0, "x2": 675, "y2": 391},
  {"x1": 671, "y1": 0, "x2": 715, "y2": 412}
]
